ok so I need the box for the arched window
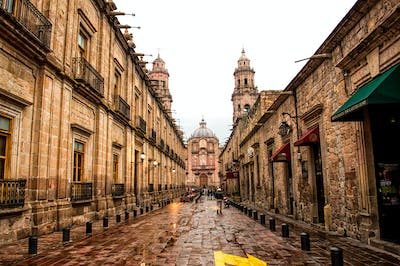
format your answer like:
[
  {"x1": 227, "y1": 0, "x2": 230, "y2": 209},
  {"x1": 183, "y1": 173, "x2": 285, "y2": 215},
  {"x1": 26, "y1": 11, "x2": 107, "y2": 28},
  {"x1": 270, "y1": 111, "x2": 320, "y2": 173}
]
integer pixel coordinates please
[{"x1": 244, "y1": 104, "x2": 250, "y2": 113}]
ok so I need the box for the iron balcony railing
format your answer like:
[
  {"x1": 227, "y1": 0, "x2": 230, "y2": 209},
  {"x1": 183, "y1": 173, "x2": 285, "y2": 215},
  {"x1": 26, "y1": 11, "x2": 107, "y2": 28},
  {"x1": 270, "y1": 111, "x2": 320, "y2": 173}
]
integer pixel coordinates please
[
  {"x1": 0, "y1": 0, "x2": 52, "y2": 48},
  {"x1": 112, "y1": 183, "x2": 124, "y2": 198},
  {"x1": 0, "y1": 179, "x2": 26, "y2": 208},
  {"x1": 115, "y1": 96, "x2": 130, "y2": 121},
  {"x1": 136, "y1": 116, "x2": 146, "y2": 134},
  {"x1": 192, "y1": 165, "x2": 215, "y2": 170},
  {"x1": 71, "y1": 182, "x2": 92, "y2": 202},
  {"x1": 72, "y1": 57, "x2": 104, "y2": 97}
]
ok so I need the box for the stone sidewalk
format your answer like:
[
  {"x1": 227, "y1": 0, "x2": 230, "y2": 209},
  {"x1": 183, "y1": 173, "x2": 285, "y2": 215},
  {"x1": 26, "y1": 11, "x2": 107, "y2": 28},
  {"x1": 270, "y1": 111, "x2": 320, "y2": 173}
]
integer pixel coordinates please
[{"x1": 0, "y1": 197, "x2": 399, "y2": 265}]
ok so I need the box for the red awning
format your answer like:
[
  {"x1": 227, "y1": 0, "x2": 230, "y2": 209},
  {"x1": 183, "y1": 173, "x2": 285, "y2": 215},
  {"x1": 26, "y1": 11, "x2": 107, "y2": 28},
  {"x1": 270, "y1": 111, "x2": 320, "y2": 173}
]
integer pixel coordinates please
[
  {"x1": 271, "y1": 143, "x2": 291, "y2": 162},
  {"x1": 294, "y1": 126, "x2": 319, "y2": 146},
  {"x1": 226, "y1": 171, "x2": 239, "y2": 179}
]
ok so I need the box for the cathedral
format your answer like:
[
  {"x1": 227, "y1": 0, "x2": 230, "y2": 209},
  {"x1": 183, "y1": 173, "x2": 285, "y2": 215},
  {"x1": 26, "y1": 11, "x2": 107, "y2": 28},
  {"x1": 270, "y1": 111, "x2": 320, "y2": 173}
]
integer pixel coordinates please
[
  {"x1": 149, "y1": 53, "x2": 173, "y2": 115},
  {"x1": 231, "y1": 49, "x2": 259, "y2": 122},
  {"x1": 187, "y1": 119, "x2": 220, "y2": 188}
]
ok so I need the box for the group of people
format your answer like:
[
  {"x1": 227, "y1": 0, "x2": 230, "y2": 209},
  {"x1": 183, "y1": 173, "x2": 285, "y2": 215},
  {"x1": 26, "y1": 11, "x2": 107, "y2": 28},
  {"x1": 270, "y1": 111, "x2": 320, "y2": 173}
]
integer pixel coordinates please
[{"x1": 201, "y1": 187, "x2": 226, "y2": 215}]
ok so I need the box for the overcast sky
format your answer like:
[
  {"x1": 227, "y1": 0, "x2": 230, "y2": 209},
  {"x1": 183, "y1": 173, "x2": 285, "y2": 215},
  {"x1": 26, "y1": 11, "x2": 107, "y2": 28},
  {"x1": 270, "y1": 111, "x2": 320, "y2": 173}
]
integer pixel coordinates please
[{"x1": 114, "y1": 0, "x2": 357, "y2": 144}]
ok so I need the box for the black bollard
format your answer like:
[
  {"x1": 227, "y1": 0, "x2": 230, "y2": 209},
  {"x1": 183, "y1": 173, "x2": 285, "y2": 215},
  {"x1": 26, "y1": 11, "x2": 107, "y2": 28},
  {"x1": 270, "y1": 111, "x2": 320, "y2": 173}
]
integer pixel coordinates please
[
  {"x1": 116, "y1": 214, "x2": 121, "y2": 223},
  {"x1": 28, "y1": 236, "x2": 38, "y2": 255},
  {"x1": 125, "y1": 211, "x2": 129, "y2": 220},
  {"x1": 269, "y1": 217, "x2": 276, "y2": 231},
  {"x1": 330, "y1": 247, "x2": 343, "y2": 266},
  {"x1": 133, "y1": 209, "x2": 137, "y2": 217},
  {"x1": 150, "y1": 204, "x2": 154, "y2": 211},
  {"x1": 260, "y1": 214, "x2": 266, "y2": 225},
  {"x1": 300, "y1": 232, "x2": 310, "y2": 251},
  {"x1": 86, "y1": 221, "x2": 92, "y2": 235},
  {"x1": 146, "y1": 206, "x2": 149, "y2": 213},
  {"x1": 103, "y1": 216, "x2": 109, "y2": 228},
  {"x1": 243, "y1": 206, "x2": 247, "y2": 214},
  {"x1": 140, "y1": 208, "x2": 144, "y2": 215},
  {"x1": 62, "y1": 228, "x2": 70, "y2": 243},
  {"x1": 248, "y1": 209, "x2": 252, "y2": 218},
  {"x1": 282, "y1": 223, "x2": 289, "y2": 238},
  {"x1": 253, "y1": 211, "x2": 258, "y2": 220}
]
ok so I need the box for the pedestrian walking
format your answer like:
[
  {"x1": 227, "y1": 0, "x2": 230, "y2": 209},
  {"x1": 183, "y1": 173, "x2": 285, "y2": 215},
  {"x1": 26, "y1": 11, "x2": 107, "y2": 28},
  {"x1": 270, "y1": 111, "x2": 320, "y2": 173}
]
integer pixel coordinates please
[{"x1": 215, "y1": 188, "x2": 224, "y2": 215}]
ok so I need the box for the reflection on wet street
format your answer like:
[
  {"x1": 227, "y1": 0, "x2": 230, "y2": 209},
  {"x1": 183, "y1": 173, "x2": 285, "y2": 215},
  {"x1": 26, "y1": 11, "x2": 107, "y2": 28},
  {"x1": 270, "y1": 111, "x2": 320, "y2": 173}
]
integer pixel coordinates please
[{"x1": 2, "y1": 197, "x2": 400, "y2": 265}]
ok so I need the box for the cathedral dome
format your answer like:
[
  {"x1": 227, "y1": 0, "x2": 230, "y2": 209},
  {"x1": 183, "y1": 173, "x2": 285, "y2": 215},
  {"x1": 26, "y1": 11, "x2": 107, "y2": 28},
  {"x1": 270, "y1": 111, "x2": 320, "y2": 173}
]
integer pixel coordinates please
[{"x1": 190, "y1": 119, "x2": 217, "y2": 139}]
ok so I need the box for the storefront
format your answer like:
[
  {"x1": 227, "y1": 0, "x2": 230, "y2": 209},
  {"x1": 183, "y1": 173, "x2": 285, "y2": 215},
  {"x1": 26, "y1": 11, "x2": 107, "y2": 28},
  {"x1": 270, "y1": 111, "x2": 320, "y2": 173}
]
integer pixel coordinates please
[
  {"x1": 294, "y1": 126, "x2": 325, "y2": 224},
  {"x1": 332, "y1": 63, "x2": 400, "y2": 243},
  {"x1": 271, "y1": 142, "x2": 294, "y2": 215}
]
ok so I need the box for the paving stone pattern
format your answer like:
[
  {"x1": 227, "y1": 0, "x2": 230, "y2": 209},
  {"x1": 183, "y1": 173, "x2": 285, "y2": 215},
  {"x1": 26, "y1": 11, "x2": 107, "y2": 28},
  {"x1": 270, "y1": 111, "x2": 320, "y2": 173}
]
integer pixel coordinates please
[{"x1": 0, "y1": 198, "x2": 399, "y2": 265}]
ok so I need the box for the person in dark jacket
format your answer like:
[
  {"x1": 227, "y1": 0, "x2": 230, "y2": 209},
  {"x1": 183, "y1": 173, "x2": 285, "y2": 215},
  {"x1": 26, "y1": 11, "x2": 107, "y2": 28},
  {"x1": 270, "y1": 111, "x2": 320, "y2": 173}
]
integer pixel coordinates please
[{"x1": 215, "y1": 188, "x2": 224, "y2": 214}]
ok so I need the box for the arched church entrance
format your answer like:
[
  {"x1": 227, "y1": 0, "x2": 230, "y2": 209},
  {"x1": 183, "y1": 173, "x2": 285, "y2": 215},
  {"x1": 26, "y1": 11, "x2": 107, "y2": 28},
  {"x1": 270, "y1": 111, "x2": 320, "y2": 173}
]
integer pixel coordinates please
[{"x1": 199, "y1": 174, "x2": 208, "y2": 187}]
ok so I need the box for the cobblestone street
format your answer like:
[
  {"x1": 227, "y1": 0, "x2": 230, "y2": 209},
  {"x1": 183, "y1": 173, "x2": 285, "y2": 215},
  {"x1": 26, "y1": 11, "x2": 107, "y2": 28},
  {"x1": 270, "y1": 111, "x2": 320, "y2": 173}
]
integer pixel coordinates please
[{"x1": 0, "y1": 197, "x2": 399, "y2": 265}]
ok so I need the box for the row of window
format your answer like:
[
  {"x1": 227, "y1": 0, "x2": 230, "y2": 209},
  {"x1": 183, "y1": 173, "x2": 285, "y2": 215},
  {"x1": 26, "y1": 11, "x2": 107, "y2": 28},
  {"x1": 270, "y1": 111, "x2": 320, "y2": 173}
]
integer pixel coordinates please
[
  {"x1": 0, "y1": 114, "x2": 122, "y2": 182},
  {"x1": 237, "y1": 78, "x2": 249, "y2": 86}
]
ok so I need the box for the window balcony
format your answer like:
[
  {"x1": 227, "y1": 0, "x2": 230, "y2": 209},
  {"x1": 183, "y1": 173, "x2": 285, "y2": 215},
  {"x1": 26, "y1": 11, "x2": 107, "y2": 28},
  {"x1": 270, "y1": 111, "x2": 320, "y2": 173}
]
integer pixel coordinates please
[
  {"x1": 0, "y1": 0, "x2": 52, "y2": 49},
  {"x1": 160, "y1": 139, "x2": 165, "y2": 150},
  {"x1": 150, "y1": 129, "x2": 156, "y2": 143},
  {"x1": 0, "y1": 179, "x2": 26, "y2": 208},
  {"x1": 71, "y1": 182, "x2": 92, "y2": 202},
  {"x1": 72, "y1": 57, "x2": 104, "y2": 97},
  {"x1": 112, "y1": 183, "x2": 124, "y2": 198},
  {"x1": 115, "y1": 96, "x2": 130, "y2": 121},
  {"x1": 136, "y1": 116, "x2": 146, "y2": 135}
]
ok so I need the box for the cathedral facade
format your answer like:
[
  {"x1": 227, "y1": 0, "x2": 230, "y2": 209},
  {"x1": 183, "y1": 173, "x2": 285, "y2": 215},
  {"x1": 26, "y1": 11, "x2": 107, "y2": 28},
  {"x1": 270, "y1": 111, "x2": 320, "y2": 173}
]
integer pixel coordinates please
[{"x1": 187, "y1": 120, "x2": 219, "y2": 188}]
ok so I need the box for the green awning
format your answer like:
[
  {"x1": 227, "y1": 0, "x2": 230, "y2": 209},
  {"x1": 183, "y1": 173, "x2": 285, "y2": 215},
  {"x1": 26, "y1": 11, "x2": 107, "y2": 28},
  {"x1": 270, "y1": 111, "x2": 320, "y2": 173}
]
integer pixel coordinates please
[{"x1": 331, "y1": 63, "x2": 400, "y2": 121}]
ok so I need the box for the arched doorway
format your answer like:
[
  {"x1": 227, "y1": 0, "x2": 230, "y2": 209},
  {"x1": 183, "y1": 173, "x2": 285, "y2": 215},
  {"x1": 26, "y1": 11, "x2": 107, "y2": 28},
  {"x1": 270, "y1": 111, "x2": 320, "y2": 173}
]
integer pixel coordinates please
[{"x1": 199, "y1": 174, "x2": 208, "y2": 187}]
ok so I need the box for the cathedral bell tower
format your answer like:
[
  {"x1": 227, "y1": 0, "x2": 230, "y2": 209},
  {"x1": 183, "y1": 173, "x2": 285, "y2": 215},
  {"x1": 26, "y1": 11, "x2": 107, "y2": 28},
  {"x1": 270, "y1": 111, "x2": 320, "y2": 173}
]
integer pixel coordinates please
[
  {"x1": 231, "y1": 48, "x2": 259, "y2": 122},
  {"x1": 149, "y1": 54, "x2": 173, "y2": 114}
]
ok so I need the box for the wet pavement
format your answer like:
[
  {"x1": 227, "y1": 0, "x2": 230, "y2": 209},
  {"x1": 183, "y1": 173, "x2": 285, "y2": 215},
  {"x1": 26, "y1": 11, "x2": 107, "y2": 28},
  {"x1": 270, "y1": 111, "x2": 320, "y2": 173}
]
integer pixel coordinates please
[{"x1": 0, "y1": 197, "x2": 400, "y2": 265}]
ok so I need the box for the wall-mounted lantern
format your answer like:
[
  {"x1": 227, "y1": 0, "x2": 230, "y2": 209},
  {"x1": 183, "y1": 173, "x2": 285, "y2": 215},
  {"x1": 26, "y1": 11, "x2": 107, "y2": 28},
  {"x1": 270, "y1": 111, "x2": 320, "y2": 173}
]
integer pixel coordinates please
[
  {"x1": 278, "y1": 121, "x2": 291, "y2": 137},
  {"x1": 140, "y1": 152, "x2": 146, "y2": 161}
]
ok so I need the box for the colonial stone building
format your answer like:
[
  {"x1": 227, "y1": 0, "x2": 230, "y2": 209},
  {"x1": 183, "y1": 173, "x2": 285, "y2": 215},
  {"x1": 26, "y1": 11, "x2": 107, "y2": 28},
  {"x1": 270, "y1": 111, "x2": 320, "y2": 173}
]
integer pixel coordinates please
[
  {"x1": 220, "y1": 0, "x2": 400, "y2": 252},
  {"x1": 0, "y1": 0, "x2": 186, "y2": 244},
  {"x1": 187, "y1": 119, "x2": 219, "y2": 188}
]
